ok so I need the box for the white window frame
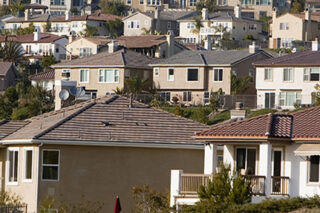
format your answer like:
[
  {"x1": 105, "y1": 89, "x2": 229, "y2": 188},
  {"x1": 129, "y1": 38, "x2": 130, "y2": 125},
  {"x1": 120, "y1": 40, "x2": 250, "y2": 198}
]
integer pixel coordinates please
[
  {"x1": 283, "y1": 68, "x2": 293, "y2": 82},
  {"x1": 168, "y1": 68, "x2": 174, "y2": 81},
  {"x1": 23, "y1": 147, "x2": 33, "y2": 182},
  {"x1": 153, "y1": 68, "x2": 159, "y2": 77},
  {"x1": 213, "y1": 68, "x2": 223, "y2": 82},
  {"x1": 42, "y1": 149, "x2": 60, "y2": 182},
  {"x1": 6, "y1": 147, "x2": 19, "y2": 185},
  {"x1": 98, "y1": 69, "x2": 119, "y2": 83},
  {"x1": 235, "y1": 146, "x2": 258, "y2": 175},
  {"x1": 167, "y1": 22, "x2": 171, "y2": 29},
  {"x1": 79, "y1": 69, "x2": 89, "y2": 83},
  {"x1": 264, "y1": 68, "x2": 273, "y2": 81}
]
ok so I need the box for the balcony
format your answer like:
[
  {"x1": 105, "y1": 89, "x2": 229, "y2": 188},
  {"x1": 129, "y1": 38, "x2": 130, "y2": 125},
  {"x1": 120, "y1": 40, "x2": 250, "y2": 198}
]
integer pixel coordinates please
[
  {"x1": 271, "y1": 176, "x2": 289, "y2": 196},
  {"x1": 243, "y1": 175, "x2": 265, "y2": 196},
  {"x1": 180, "y1": 173, "x2": 213, "y2": 194}
]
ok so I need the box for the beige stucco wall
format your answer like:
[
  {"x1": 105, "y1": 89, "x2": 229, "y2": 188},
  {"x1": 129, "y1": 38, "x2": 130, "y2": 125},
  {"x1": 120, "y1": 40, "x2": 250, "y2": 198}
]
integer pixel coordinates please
[
  {"x1": 123, "y1": 13, "x2": 154, "y2": 36},
  {"x1": 5, "y1": 21, "x2": 48, "y2": 32},
  {"x1": 37, "y1": 144, "x2": 204, "y2": 212},
  {"x1": 2, "y1": 146, "x2": 39, "y2": 213},
  {"x1": 66, "y1": 38, "x2": 100, "y2": 58}
]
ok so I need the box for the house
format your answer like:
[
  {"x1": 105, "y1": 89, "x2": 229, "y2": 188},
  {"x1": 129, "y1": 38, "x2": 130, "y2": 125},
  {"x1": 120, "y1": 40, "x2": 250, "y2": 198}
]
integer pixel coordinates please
[
  {"x1": 306, "y1": 0, "x2": 320, "y2": 12},
  {"x1": 149, "y1": 43, "x2": 273, "y2": 105},
  {"x1": 0, "y1": 62, "x2": 16, "y2": 92},
  {"x1": 52, "y1": 47, "x2": 156, "y2": 110},
  {"x1": 170, "y1": 105, "x2": 320, "y2": 209},
  {"x1": 254, "y1": 39, "x2": 320, "y2": 110},
  {"x1": 124, "y1": 0, "x2": 198, "y2": 11},
  {"x1": 178, "y1": 7, "x2": 264, "y2": 45},
  {"x1": 122, "y1": 8, "x2": 197, "y2": 36},
  {"x1": 0, "y1": 95, "x2": 206, "y2": 212},
  {"x1": 0, "y1": 30, "x2": 68, "y2": 62},
  {"x1": 29, "y1": 69, "x2": 55, "y2": 91},
  {"x1": 269, "y1": 8, "x2": 320, "y2": 48},
  {"x1": 0, "y1": 15, "x2": 15, "y2": 31}
]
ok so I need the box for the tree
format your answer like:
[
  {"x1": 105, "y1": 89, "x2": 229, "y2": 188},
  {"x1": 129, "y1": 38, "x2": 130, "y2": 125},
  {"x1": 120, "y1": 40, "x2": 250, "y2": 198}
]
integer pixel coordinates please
[
  {"x1": 41, "y1": 56, "x2": 56, "y2": 70},
  {"x1": 0, "y1": 41, "x2": 24, "y2": 62},
  {"x1": 44, "y1": 22, "x2": 52, "y2": 32},
  {"x1": 231, "y1": 74, "x2": 251, "y2": 95},
  {"x1": 9, "y1": 3, "x2": 25, "y2": 16},
  {"x1": 209, "y1": 88, "x2": 223, "y2": 112},
  {"x1": 112, "y1": 86, "x2": 125, "y2": 94},
  {"x1": 244, "y1": 34, "x2": 255, "y2": 41},
  {"x1": 125, "y1": 75, "x2": 149, "y2": 96},
  {"x1": 190, "y1": 17, "x2": 204, "y2": 44},
  {"x1": 70, "y1": 7, "x2": 78, "y2": 15},
  {"x1": 82, "y1": 25, "x2": 98, "y2": 37},
  {"x1": 196, "y1": 0, "x2": 216, "y2": 13},
  {"x1": 290, "y1": 0, "x2": 304, "y2": 13},
  {"x1": 105, "y1": 19, "x2": 123, "y2": 37},
  {"x1": 260, "y1": 15, "x2": 271, "y2": 33},
  {"x1": 17, "y1": 22, "x2": 35, "y2": 35},
  {"x1": 99, "y1": 0, "x2": 126, "y2": 16},
  {"x1": 131, "y1": 184, "x2": 170, "y2": 213},
  {"x1": 0, "y1": 5, "x2": 11, "y2": 17},
  {"x1": 213, "y1": 24, "x2": 230, "y2": 42},
  {"x1": 0, "y1": 86, "x2": 18, "y2": 119}
]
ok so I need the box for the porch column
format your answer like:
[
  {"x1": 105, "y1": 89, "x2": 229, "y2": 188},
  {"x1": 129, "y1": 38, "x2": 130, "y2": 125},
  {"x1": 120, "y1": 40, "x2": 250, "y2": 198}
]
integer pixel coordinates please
[
  {"x1": 204, "y1": 143, "x2": 217, "y2": 174},
  {"x1": 259, "y1": 143, "x2": 272, "y2": 197},
  {"x1": 223, "y1": 145, "x2": 235, "y2": 172},
  {"x1": 170, "y1": 169, "x2": 183, "y2": 207}
]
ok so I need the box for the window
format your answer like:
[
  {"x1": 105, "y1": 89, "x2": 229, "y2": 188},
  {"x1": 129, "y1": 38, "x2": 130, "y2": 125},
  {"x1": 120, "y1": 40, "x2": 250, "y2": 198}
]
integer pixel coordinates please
[
  {"x1": 99, "y1": 69, "x2": 119, "y2": 83},
  {"x1": 3, "y1": 0, "x2": 6, "y2": 4},
  {"x1": 280, "y1": 23, "x2": 289, "y2": 30},
  {"x1": 42, "y1": 150, "x2": 60, "y2": 181},
  {"x1": 80, "y1": 48, "x2": 92, "y2": 57},
  {"x1": 7, "y1": 148, "x2": 19, "y2": 184},
  {"x1": 183, "y1": 91, "x2": 192, "y2": 102},
  {"x1": 160, "y1": 92, "x2": 170, "y2": 102},
  {"x1": 236, "y1": 148, "x2": 256, "y2": 175},
  {"x1": 127, "y1": 0, "x2": 131, "y2": 4},
  {"x1": 127, "y1": 21, "x2": 140, "y2": 29},
  {"x1": 140, "y1": 0, "x2": 144, "y2": 4},
  {"x1": 187, "y1": 22, "x2": 195, "y2": 29},
  {"x1": 167, "y1": 22, "x2": 171, "y2": 29},
  {"x1": 72, "y1": 21, "x2": 78, "y2": 28},
  {"x1": 304, "y1": 68, "x2": 320, "y2": 81},
  {"x1": 283, "y1": 68, "x2": 293, "y2": 82},
  {"x1": 187, "y1": 68, "x2": 198, "y2": 81},
  {"x1": 310, "y1": 156, "x2": 320, "y2": 182},
  {"x1": 249, "y1": 69, "x2": 254, "y2": 83},
  {"x1": 145, "y1": 20, "x2": 149, "y2": 25},
  {"x1": 248, "y1": 24, "x2": 257, "y2": 30},
  {"x1": 264, "y1": 68, "x2": 273, "y2": 81},
  {"x1": 153, "y1": 68, "x2": 159, "y2": 77},
  {"x1": 190, "y1": 0, "x2": 197, "y2": 6},
  {"x1": 168, "y1": 68, "x2": 174, "y2": 81},
  {"x1": 80, "y1": 69, "x2": 89, "y2": 83},
  {"x1": 50, "y1": 0, "x2": 64, "y2": 5},
  {"x1": 214, "y1": 69, "x2": 223, "y2": 81},
  {"x1": 279, "y1": 91, "x2": 301, "y2": 107},
  {"x1": 204, "y1": 91, "x2": 211, "y2": 104},
  {"x1": 23, "y1": 148, "x2": 33, "y2": 181}
]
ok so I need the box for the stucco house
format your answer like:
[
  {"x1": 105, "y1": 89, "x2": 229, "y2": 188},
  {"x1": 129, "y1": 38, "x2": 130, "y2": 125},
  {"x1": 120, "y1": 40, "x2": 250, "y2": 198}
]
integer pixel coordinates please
[
  {"x1": 149, "y1": 44, "x2": 273, "y2": 105},
  {"x1": 306, "y1": 0, "x2": 320, "y2": 12},
  {"x1": 254, "y1": 39, "x2": 320, "y2": 110},
  {"x1": 0, "y1": 95, "x2": 206, "y2": 212},
  {"x1": 0, "y1": 62, "x2": 17, "y2": 92},
  {"x1": 30, "y1": 69, "x2": 55, "y2": 91},
  {"x1": 52, "y1": 47, "x2": 156, "y2": 110},
  {"x1": 269, "y1": 8, "x2": 320, "y2": 48},
  {"x1": 170, "y1": 105, "x2": 320, "y2": 209},
  {"x1": 178, "y1": 7, "x2": 264, "y2": 45},
  {"x1": 122, "y1": 8, "x2": 197, "y2": 36},
  {"x1": 0, "y1": 30, "x2": 68, "y2": 63}
]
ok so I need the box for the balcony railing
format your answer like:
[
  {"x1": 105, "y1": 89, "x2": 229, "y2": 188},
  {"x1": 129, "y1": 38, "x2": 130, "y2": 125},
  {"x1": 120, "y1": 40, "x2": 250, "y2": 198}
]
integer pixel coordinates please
[
  {"x1": 180, "y1": 173, "x2": 213, "y2": 194},
  {"x1": 271, "y1": 176, "x2": 289, "y2": 196},
  {"x1": 243, "y1": 175, "x2": 266, "y2": 196}
]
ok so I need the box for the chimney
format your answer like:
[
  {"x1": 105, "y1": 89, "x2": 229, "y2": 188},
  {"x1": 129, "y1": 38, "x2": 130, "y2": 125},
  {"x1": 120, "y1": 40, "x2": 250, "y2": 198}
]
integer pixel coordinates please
[
  {"x1": 108, "y1": 40, "x2": 118, "y2": 53},
  {"x1": 87, "y1": 0, "x2": 92, "y2": 4},
  {"x1": 305, "y1": 7, "x2": 311, "y2": 21},
  {"x1": 234, "y1": 5, "x2": 241, "y2": 18},
  {"x1": 68, "y1": 32, "x2": 74, "y2": 43},
  {"x1": 34, "y1": 27, "x2": 41, "y2": 42},
  {"x1": 202, "y1": 8, "x2": 208, "y2": 20},
  {"x1": 272, "y1": 7, "x2": 278, "y2": 21},
  {"x1": 65, "y1": 10, "x2": 70, "y2": 20},
  {"x1": 204, "y1": 36, "x2": 212, "y2": 50},
  {"x1": 249, "y1": 41, "x2": 259, "y2": 53},
  {"x1": 312, "y1": 37, "x2": 320, "y2": 51},
  {"x1": 24, "y1": 9, "x2": 29, "y2": 21},
  {"x1": 166, "y1": 30, "x2": 175, "y2": 58},
  {"x1": 155, "y1": 6, "x2": 161, "y2": 32},
  {"x1": 230, "y1": 102, "x2": 246, "y2": 119}
]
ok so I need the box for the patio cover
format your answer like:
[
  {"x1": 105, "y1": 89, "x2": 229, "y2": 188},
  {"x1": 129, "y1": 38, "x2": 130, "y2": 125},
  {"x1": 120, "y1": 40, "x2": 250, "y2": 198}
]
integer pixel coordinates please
[{"x1": 294, "y1": 144, "x2": 320, "y2": 156}]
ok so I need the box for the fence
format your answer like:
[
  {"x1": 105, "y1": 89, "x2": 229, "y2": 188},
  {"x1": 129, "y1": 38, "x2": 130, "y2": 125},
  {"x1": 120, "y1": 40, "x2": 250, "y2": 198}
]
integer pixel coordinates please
[
  {"x1": 180, "y1": 173, "x2": 213, "y2": 194},
  {"x1": 0, "y1": 205, "x2": 27, "y2": 213}
]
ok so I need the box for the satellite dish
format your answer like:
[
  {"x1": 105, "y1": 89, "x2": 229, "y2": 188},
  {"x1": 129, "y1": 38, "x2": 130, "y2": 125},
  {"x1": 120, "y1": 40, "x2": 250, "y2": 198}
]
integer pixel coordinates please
[
  {"x1": 69, "y1": 86, "x2": 77, "y2": 96},
  {"x1": 76, "y1": 87, "x2": 86, "y2": 97},
  {"x1": 59, "y1": 89, "x2": 70, "y2": 100}
]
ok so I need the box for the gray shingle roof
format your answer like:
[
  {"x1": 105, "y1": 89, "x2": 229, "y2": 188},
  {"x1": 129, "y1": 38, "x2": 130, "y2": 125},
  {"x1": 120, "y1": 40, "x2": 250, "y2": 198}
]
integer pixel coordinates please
[
  {"x1": 0, "y1": 120, "x2": 30, "y2": 140},
  {"x1": 0, "y1": 62, "x2": 13, "y2": 76},
  {"x1": 150, "y1": 49, "x2": 263, "y2": 66},
  {"x1": 7, "y1": 14, "x2": 50, "y2": 23},
  {"x1": 124, "y1": 10, "x2": 198, "y2": 21}
]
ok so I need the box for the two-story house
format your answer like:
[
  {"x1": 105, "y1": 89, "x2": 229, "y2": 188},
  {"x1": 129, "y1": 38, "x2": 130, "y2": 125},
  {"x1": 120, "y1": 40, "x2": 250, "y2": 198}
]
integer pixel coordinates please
[
  {"x1": 149, "y1": 44, "x2": 273, "y2": 105},
  {"x1": 269, "y1": 8, "x2": 320, "y2": 48},
  {"x1": 255, "y1": 39, "x2": 320, "y2": 109},
  {"x1": 178, "y1": 7, "x2": 264, "y2": 45},
  {"x1": 52, "y1": 46, "x2": 156, "y2": 110},
  {"x1": 0, "y1": 62, "x2": 16, "y2": 92},
  {"x1": 122, "y1": 8, "x2": 197, "y2": 36}
]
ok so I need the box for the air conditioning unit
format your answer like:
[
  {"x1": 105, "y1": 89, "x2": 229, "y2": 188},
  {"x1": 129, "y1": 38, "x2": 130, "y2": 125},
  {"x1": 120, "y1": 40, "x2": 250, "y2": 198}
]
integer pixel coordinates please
[{"x1": 61, "y1": 70, "x2": 70, "y2": 79}]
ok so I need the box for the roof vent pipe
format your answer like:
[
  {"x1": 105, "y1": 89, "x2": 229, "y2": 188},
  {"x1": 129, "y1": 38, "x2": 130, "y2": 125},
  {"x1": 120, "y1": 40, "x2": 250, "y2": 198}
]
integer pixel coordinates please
[{"x1": 129, "y1": 93, "x2": 133, "y2": 108}]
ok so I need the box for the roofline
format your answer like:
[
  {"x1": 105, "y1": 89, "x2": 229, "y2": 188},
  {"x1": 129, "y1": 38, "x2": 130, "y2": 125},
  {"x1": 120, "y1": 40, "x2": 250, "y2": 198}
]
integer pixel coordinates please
[
  {"x1": 254, "y1": 64, "x2": 320, "y2": 67},
  {"x1": 1, "y1": 138, "x2": 204, "y2": 150},
  {"x1": 52, "y1": 65, "x2": 151, "y2": 69}
]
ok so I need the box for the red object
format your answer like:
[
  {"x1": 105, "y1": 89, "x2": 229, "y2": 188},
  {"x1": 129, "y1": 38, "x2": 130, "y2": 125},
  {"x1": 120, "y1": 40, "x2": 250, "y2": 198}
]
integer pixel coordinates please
[{"x1": 114, "y1": 196, "x2": 122, "y2": 213}]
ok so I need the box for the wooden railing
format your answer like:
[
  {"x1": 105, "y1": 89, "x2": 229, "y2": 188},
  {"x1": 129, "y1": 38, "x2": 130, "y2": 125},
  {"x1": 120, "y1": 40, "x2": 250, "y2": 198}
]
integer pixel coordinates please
[
  {"x1": 271, "y1": 176, "x2": 289, "y2": 196},
  {"x1": 180, "y1": 173, "x2": 213, "y2": 194},
  {"x1": 243, "y1": 175, "x2": 266, "y2": 196}
]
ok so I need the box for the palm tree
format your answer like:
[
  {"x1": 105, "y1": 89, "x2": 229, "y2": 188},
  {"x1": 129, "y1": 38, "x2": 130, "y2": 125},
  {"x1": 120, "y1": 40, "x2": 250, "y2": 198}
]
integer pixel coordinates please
[
  {"x1": 125, "y1": 75, "x2": 149, "y2": 96},
  {"x1": 112, "y1": 86, "x2": 125, "y2": 95},
  {"x1": 213, "y1": 24, "x2": 230, "y2": 48},
  {"x1": 0, "y1": 41, "x2": 24, "y2": 62},
  {"x1": 141, "y1": 27, "x2": 152, "y2": 35},
  {"x1": 190, "y1": 17, "x2": 204, "y2": 44}
]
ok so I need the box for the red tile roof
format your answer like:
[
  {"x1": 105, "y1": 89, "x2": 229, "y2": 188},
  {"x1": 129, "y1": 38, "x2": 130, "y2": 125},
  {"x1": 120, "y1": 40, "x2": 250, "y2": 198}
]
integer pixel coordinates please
[
  {"x1": 29, "y1": 69, "x2": 54, "y2": 80},
  {"x1": 195, "y1": 106, "x2": 320, "y2": 141},
  {"x1": 0, "y1": 33, "x2": 66, "y2": 44},
  {"x1": 117, "y1": 35, "x2": 167, "y2": 48},
  {"x1": 291, "y1": 12, "x2": 320, "y2": 22},
  {"x1": 51, "y1": 12, "x2": 121, "y2": 22}
]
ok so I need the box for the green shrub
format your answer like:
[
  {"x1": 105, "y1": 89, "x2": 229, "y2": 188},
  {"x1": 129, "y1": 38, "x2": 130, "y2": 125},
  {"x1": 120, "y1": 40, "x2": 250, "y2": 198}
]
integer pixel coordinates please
[
  {"x1": 207, "y1": 110, "x2": 230, "y2": 125},
  {"x1": 246, "y1": 109, "x2": 277, "y2": 118}
]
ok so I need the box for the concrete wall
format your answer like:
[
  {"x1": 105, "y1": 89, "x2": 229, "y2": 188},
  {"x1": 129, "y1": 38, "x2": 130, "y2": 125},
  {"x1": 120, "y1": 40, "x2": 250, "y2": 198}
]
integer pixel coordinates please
[{"x1": 37, "y1": 144, "x2": 204, "y2": 212}]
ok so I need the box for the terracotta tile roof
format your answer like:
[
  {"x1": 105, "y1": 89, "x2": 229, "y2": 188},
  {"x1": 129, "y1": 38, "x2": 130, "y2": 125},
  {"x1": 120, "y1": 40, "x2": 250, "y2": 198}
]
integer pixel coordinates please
[
  {"x1": 0, "y1": 62, "x2": 13, "y2": 76},
  {"x1": 84, "y1": 37, "x2": 112, "y2": 46},
  {"x1": 51, "y1": 12, "x2": 121, "y2": 22},
  {"x1": 291, "y1": 12, "x2": 320, "y2": 22},
  {"x1": 254, "y1": 49, "x2": 320, "y2": 67},
  {"x1": 1, "y1": 96, "x2": 207, "y2": 145},
  {"x1": 52, "y1": 49, "x2": 156, "y2": 68},
  {"x1": 29, "y1": 69, "x2": 54, "y2": 80},
  {"x1": 195, "y1": 106, "x2": 320, "y2": 140},
  {"x1": 0, "y1": 33, "x2": 66, "y2": 44},
  {"x1": 117, "y1": 35, "x2": 166, "y2": 48},
  {"x1": 0, "y1": 120, "x2": 30, "y2": 140}
]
